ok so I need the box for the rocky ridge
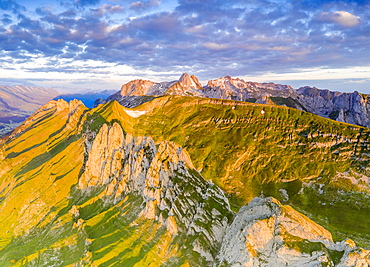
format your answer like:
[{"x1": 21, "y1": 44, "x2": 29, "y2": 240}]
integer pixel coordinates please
[
  {"x1": 78, "y1": 122, "x2": 233, "y2": 263},
  {"x1": 79, "y1": 122, "x2": 370, "y2": 266},
  {"x1": 218, "y1": 197, "x2": 370, "y2": 266},
  {"x1": 203, "y1": 75, "x2": 297, "y2": 102}
]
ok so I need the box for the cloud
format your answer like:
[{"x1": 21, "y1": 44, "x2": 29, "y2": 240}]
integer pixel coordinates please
[
  {"x1": 317, "y1": 11, "x2": 360, "y2": 27},
  {"x1": 203, "y1": 43, "x2": 230, "y2": 51},
  {"x1": 0, "y1": 0, "x2": 369, "y2": 92},
  {"x1": 130, "y1": 0, "x2": 160, "y2": 11},
  {"x1": 61, "y1": 0, "x2": 101, "y2": 8},
  {"x1": 0, "y1": 0, "x2": 25, "y2": 13},
  {"x1": 1, "y1": 14, "x2": 13, "y2": 25},
  {"x1": 91, "y1": 4, "x2": 125, "y2": 17}
]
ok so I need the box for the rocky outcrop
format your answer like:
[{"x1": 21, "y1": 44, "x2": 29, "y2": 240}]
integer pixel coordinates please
[
  {"x1": 79, "y1": 122, "x2": 233, "y2": 263},
  {"x1": 119, "y1": 79, "x2": 156, "y2": 96},
  {"x1": 218, "y1": 197, "x2": 370, "y2": 267},
  {"x1": 1, "y1": 98, "x2": 370, "y2": 266},
  {"x1": 79, "y1": 122, "x2": 370, "y2": 266},
  {"x1": 164, "y1": 73, "x2": 204, "y2": 96}
]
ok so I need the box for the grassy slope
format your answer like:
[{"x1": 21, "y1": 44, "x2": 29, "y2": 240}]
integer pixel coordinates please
[
  {"x1": 129, "y1": 96, "x2": 370, "y2": 246},
  {"x1": 0, "y1": 96, "x2": 370, "y2": 266},
  {"x1": 0, "y1": 101, "x2": 215, "y2": 266}
]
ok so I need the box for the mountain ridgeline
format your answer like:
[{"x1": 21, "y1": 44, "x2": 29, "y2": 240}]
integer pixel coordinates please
[
  {"x1": 0, "y1": 94, "x2": 370, "y2": 266},
  {"x1": 0, "y1": 85, "x2": 59, "y2": 135},
  {"x1": 96, "y1": 73, "x2": 370, "y2": 129}
]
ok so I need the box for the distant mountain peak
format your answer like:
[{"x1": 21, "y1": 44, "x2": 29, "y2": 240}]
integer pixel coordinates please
[
  {"x1": 103, "y1": 74, "x2": 370, "y2": 129},
  {"x1": 177, "y1": 73, "x2": 202, "y2": 89},
  {"x1": 179, "y1": 72, "x2": 191, "y2": 81},
  {"x1": 119, "y1": 79, "x2": 156, "y2": 97}
]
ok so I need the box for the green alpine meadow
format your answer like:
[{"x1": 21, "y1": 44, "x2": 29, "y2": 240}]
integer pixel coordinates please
[
  {"x1": 2, "y1": 0, "x2": 370, "y2": 265},
  {"x1": 0, "y1": 93, "x2": 369, "y2": 266}
]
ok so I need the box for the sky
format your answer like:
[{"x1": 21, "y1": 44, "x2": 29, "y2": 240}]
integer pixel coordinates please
[{"x1": 0, "y1": 0, "x2": 369, "y2": 93}]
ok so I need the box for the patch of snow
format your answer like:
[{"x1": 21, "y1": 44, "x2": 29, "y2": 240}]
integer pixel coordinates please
[{"x1": 124, "y1": 110, "x2": 147, "y2": 117}]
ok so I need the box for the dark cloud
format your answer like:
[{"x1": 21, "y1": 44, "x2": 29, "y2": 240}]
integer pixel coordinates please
[
  {"x1": 75, "y1": 0, "x2": 100, "y2": 6},
  {"x1": 297, "y1": 0, "x2": 369, "y2": 8}
]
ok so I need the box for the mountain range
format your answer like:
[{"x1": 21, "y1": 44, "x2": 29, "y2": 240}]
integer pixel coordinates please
[
  {"x1": 97, "y1": 73, "x2": 370, "y2": 129},
  {"x1": 0, "y1": 90, "x2": 369, "y2": 265},
  {"x1": 0, "y1": 85, "x2": 59, "y2": 135},
  {"x1": 53, "y1": 90, "x2": 116, "y2": 108},
  {"x1": 0, "y1": 85, "x2": 117, "y2": 136}
]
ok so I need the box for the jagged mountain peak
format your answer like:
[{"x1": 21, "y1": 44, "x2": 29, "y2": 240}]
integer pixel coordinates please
[
  {"x1": 179, "y1": 72, "x2": 191, "y2": 81},
  {"x1": 178, "y1": 73, "x2": 202, "y2": 89}
]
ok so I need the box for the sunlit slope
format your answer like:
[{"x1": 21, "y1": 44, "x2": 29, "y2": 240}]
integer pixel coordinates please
[
  {"x1": 0, "y1": 96, "x2": 369, "y2": 266},
  {"x1": 0, "y1": 100, "x2": 87, "y2": 249},
  {"x1": 132, "y1": 96, "x2": 370, "y2": 245},
  {"x1": 0, "y1": 99, "x2": 232, "y2": 266}
]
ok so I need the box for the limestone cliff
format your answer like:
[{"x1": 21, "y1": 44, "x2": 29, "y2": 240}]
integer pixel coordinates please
[
  {"x1": 79, "y1": 122, "x2": 233, "y2": 263},
  {"x1": 218, "y1": 197, "x2": 370, "y2": 266},
  {"x1": 164, "y1": 73, "x2": 204, "y2": 96},
  {"x1": 78, "y1": 122, "x2": 370, "y2": 266}
]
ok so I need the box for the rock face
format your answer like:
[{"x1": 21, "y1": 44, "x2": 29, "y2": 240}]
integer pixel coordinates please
[
  {"x1": 79, "y1": 122, "x2": 233, "y2": 263},
  {"x1": 78, "y1": 122, "x2": 370, "y2": 266},
  {"x1": 297, "y1": 87, "x2": 370, "y2": 127},
  {"x1": 218, "y1": 197, "x2": 370, "y2": 267},
  {"x1": 164, "y1": 73, "x2": 204, "y2": 96},
  {"x1": 203, "y1": 75, "x2": 297, "y2": 102},
  {"x1": 108, "y1": 74, "x2": 296, "y2": 104}
]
